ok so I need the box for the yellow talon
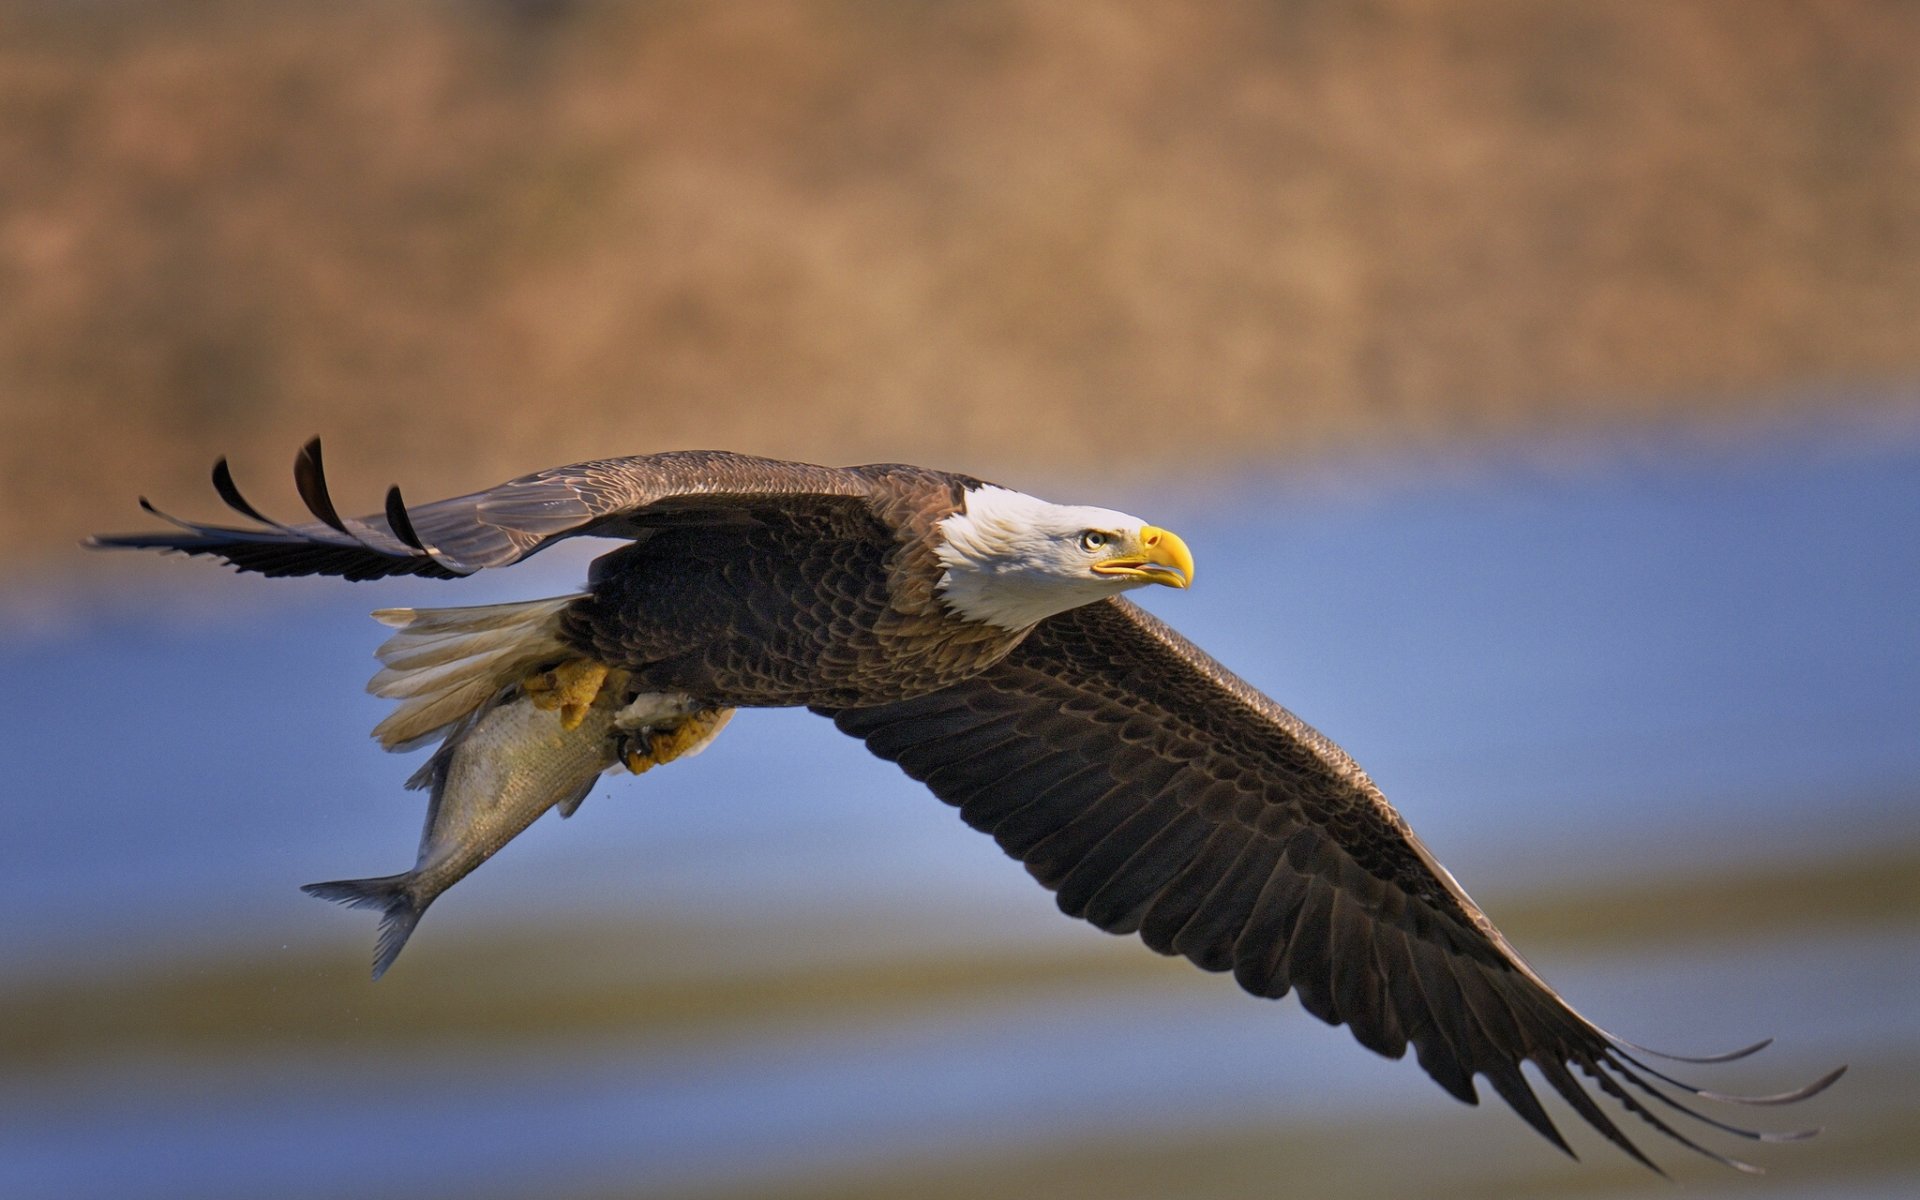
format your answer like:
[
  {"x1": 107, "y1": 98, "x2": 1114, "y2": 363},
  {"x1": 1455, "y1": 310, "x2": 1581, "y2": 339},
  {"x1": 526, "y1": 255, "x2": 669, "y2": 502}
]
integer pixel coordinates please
[
  {"x1": 525, "y1": 659, "x2": 611, "y2": 730},
  {"x1": 623, "y1": 707, "x2": 735, "y2": 774}
]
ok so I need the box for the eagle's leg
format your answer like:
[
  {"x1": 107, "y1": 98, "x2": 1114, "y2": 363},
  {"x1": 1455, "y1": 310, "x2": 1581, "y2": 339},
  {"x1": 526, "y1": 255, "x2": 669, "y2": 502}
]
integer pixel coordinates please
[
  {"x1": 524, "y1": 659, "x2": 611, "y2": 730},
  {"x1": 616, "y1": 699, "x2": 735, "y2": 775}
]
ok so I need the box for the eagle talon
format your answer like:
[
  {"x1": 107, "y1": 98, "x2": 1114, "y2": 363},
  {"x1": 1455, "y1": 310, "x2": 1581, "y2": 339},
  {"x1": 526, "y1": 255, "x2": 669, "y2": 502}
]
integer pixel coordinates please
[
  {"x1": 619, "y1": 707, "x2": 735, "y2": 775},
  {"x1": 620, "y1": 736, "x2": 655, "y2": 776},
  {"x1": 524, "y1": 659, "x2": 611, "y2": 730}
]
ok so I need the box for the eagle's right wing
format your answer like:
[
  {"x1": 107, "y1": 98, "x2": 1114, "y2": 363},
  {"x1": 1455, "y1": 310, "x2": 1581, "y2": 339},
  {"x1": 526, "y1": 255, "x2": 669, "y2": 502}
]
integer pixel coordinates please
[
  {"x1": 824, "y1": 597, "x2": 1842, "y2": 1172},
  {"x1": 88, "y1": 440, "x2": 873, "y2": 581}
]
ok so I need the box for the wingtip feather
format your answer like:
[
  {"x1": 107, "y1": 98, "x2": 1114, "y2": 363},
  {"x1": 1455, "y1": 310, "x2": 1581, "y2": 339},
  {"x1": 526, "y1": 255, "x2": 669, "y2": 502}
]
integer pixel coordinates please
[
  {"x1": 293, "y1": 437, "x2": 349, "y2": 534},
  {"x1": 1615, "y1": 1034, "x2": 1773, "y2": 1064},
  {"x1": 385, "y1": 484, "x2": 429, "y2": 552}
]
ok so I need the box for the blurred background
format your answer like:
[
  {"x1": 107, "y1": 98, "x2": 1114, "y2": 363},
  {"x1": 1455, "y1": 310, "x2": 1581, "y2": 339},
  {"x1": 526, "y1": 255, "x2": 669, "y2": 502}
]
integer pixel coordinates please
[{"x1": 2, "y1": 2, "x2": 1916, "y2": 1198}]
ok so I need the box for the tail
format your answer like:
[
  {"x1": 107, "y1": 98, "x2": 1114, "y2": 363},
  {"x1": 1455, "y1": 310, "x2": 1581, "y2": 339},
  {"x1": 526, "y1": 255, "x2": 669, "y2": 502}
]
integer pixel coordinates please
[
  {"x1": 301, "y1": 874, "x2": 428, "y2": 980},
  {"x1": 368, "y1": 595, "x2": 583, "y2": 750}
]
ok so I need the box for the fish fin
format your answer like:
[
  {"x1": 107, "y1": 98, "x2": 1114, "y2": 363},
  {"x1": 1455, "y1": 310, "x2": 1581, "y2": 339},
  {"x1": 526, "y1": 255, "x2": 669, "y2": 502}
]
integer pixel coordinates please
[
  {"x1": 301, "y1": 874, "x2": 427, "y2": 980},
  {"x1": 401, "y1": 687, "x2": 503, "y2": 794},
  {"x1": 556, "y1": 774, "x2": 598, "y2": 819},
  {"x1": 404, "y1": 740, "x2": 454, "y2": 792},
  {"x1": 368, "y1": 595, "x2": 584, "y2": 750}
]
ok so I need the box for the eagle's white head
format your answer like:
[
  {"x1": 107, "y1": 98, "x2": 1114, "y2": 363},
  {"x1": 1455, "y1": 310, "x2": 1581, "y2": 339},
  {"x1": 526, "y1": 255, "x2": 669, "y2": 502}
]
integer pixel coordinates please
[{"x1": 934, "y1": 485, "x2": 1195, "y2": 630}]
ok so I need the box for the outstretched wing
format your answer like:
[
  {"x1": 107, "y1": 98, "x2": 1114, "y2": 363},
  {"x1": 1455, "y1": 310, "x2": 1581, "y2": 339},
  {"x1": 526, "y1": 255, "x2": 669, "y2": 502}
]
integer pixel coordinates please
[
  {"x1": 87, "y1": 439, "x2": 873, "y2": 581},
  {"x1": 823, "y1": 598, "x2": 1840, "y2": 1172}
]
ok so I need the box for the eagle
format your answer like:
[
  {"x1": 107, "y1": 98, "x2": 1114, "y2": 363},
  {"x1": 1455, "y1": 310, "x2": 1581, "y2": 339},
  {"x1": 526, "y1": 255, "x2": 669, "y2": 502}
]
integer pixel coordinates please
[{"x1": 92, "y1": 440, "x2": 1839, "y2": 1173}]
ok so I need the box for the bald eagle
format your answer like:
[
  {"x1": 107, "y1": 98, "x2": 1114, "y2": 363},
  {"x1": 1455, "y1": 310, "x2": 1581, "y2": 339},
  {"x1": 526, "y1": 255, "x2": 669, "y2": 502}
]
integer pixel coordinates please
[{"x1": 92, "y1": 441, "x2": 1839, "y2": 1172}]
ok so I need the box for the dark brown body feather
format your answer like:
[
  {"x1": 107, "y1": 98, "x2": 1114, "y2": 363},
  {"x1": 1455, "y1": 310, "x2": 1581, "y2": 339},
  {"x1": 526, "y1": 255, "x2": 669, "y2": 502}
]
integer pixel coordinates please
[
  {"x1": 562, "y1": 466, "x2": 1023, "y2": 707},
  {"x1": 89, "y1": 442, "x2": 1841, "y2": 1172}
]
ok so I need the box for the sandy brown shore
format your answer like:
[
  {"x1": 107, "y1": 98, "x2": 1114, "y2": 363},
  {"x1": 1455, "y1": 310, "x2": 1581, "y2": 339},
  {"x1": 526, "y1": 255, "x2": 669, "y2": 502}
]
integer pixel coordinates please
[{"x1": 4, "y1": 1, "x2": 1918, "y2": 569}]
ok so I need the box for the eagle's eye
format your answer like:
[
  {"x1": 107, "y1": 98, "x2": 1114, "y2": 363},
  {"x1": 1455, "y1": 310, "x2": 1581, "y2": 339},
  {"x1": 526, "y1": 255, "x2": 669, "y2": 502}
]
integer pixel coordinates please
[{"x1": 1079, "y1": 530, "x2": 1110, "y2": 552}]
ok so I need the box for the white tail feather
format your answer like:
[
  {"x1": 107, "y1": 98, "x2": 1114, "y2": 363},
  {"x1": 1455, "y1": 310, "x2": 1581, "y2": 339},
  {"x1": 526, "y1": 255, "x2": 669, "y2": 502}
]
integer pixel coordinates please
[
  {"x1": 368, "y1": 595, "x2": 583, "y2": 751},
  {"x1": 371, "y1": 625, "x2": 550, "y2": 673}
]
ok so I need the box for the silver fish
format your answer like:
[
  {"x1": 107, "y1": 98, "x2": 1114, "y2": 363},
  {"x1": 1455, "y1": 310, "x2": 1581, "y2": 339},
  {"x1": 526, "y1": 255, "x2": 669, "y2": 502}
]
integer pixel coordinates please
[{"x1": 303, "y1": 683, "x2": 622, "y2": 979}]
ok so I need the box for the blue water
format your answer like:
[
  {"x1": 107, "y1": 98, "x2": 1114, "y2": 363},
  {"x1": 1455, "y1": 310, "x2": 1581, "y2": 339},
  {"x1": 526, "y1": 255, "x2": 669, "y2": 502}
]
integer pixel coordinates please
[{"x1": 2, "y1": 422, "x2": 1917, "y2": 1198}]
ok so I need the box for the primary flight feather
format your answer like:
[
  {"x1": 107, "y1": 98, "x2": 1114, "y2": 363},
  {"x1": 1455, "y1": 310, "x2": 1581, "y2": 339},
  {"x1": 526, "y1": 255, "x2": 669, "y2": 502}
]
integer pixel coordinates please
[{"x1": 91, "y1": 440, "x2": 1841, "y2": 1173}]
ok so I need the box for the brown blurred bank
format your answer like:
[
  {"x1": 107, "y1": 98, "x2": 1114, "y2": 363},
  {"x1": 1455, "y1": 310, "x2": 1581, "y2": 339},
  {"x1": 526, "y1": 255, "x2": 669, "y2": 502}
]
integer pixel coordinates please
[{"x1": 3, "y1": 0, "x2": 1918, "y2": 569}]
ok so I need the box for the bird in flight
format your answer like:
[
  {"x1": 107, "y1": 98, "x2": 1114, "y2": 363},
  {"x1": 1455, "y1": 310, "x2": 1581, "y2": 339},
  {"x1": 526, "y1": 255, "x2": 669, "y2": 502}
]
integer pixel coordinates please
[{"x1": 92, "y1": 440, "x2": 1840, "y2": 1173}]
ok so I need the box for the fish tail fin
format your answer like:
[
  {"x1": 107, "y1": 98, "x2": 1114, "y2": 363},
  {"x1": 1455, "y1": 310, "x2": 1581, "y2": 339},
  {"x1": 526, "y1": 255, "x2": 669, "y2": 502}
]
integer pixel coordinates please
[
  {"x1": 367, "y1": 594, "x2": 585, "y2": 751},
  {"x1": 301, "y1": 874, "x2": 427, "y2": 980}
]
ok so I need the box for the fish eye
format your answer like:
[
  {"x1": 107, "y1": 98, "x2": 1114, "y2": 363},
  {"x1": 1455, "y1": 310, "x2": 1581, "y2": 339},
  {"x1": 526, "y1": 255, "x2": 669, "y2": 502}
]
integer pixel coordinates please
[{"x1": 1079, "y1": 530, "x2": 1110, "y2": 552}]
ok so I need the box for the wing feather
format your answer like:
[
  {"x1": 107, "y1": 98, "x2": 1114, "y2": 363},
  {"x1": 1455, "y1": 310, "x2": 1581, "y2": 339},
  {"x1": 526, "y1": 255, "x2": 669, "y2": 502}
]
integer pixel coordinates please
[
  {"x1": 1023, "y1": 782, "x2": 1158, "y2": 888},
  {"x1": 1170, "y1": 836, "x2": 1284, "y2": 973},
  {"x1": 1230, "y1": 846, "x2": 1311, "y2": 998},
  {"x1": 822, "y1": 597, "x2": 1841, "y2": 1170},
  {"x1": 1046, "y1": 793, "x2": 1188, "y2": 908},
  {"x1": 1073, "y1": 808, "x2": 1217, "y2": 933},
  {"x1": 90, "y1": 440, "x2": 873, "y2": 580}
]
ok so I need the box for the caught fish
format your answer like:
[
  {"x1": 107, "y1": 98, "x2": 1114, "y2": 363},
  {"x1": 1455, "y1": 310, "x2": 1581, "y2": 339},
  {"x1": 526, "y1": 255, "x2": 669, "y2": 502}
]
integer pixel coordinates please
[{"x1": 303, "y1": 680, "x2": 624, "y2": 978}]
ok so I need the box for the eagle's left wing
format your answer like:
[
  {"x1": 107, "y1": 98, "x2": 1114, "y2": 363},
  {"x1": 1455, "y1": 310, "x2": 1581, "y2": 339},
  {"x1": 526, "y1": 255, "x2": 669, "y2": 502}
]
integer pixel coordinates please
[
  {"x1": 87, "y1": 439, "x2": 872, "y2": 581},
  {"x1": 822, "y1": 597, "x2": 1840, "y2": 1172}
]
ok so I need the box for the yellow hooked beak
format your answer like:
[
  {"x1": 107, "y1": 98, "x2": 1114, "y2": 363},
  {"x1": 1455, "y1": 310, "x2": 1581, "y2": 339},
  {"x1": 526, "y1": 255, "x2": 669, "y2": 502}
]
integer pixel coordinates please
[{"x1": 1092, "y1": 525, "x2": 1195, "y2": 589}]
